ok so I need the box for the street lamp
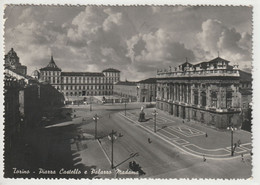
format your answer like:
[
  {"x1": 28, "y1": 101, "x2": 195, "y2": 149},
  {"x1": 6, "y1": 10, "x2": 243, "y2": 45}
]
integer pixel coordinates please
[
  {"x1": 93, "y1": 114, "x2": 99, "y2": 139},
  {"x1": 227, "y1": 123, "x2": 237, "y2": 156},
  {"x1": 108, "y1": 130, "x2": 117, "y2": 169},
  {"x1": 152, "y1": 109, "x2": 158, "y2": 133},
  {"x1": 90, "y1": 97, "x2": 92, "y2": 111}
]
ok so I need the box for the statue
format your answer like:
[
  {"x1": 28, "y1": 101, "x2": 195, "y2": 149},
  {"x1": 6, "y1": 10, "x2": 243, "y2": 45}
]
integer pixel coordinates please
[{"x1": 138, "y1": 106, "x2": 146, "y2": 122}]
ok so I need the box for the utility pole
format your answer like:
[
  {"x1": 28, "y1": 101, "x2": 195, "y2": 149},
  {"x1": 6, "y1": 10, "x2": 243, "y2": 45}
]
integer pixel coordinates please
[
  {"x1": 108, "y1": 130, "x2": 117, "y2": 169},
  {"x1": 152, "y1": 109, "x2": 158, "y2": 133},
  {"x1": 93, "y1": 114, "x2": 99, "y2": 139}
]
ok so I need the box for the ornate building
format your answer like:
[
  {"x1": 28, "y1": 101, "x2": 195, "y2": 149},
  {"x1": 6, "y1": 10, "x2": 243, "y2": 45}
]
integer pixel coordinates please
[
  {"x1": 156, "y1": 57, "x2": 247, "y2": 129},
  {"x1": 39, "y1": 56, "x2": 120, "y2": 99},
  {"x1": 5, "y1": 48, "x2": 27, "y2": 76}
]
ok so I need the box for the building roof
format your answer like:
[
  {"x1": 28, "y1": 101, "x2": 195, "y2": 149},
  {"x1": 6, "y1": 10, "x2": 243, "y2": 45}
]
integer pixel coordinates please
[
  {"x1": 40, "y1": 56, "x2": 61, "y2": 71},
  {"x1": 193, "y1": 57, "x2": 231, "y2": 70},
  {"x1": 61, "y1": 72, "x2": 105, "y2": 77},
  {"x1": 5, "y1": 48, "x2": 19, "y2": 59},
  {"x1": 239, "y1": 70, "x2": 252, "y2": 82},
  {"x1": 179, "y1": 61, "x2": 193, "y2": 71},
  {"x1": 102, "y1": 68, "x2": 120, "y2": 72},
  {"x1": 138, "y1": 78, "x2": 157, "y2": 84},
  {"x1": 115, "y1": 81, "x2": 137, "y2": 86}
]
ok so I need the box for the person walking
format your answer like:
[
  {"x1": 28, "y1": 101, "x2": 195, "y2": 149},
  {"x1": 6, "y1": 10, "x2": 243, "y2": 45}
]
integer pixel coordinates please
[
  {"x1": 203, "y1": 155, "x2": 206, "y2": 162},
  {"x1": 241, "y1": 154, "x2": 244, "y2": 162}
]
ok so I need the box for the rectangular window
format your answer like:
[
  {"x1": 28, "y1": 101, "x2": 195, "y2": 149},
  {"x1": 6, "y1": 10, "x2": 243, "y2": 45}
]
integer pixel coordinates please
[
  {"x1": 226, "y1": 92, "x2": 232, "y2": 108},
  {"x1": 194, "y1": 91, "x2": 198, "y2": 105}
]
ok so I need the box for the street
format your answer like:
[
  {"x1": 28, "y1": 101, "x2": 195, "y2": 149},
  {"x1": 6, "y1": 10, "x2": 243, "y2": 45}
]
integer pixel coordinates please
[{"x1": 46, "y1": 101, "x2": 252, "y2": 178}]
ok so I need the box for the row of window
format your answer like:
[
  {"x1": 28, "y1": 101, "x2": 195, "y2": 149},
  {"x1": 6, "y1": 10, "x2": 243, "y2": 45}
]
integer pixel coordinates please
[
  {"x1": 41, "y1": 71, "x2": 61, "y2": 76},
  {"x1": 159, "y1": 89, "x2": 233, "y2": 108},
  {"x1": 65, "y1": 91, "x2": 113, "y2": 96},
  {"x1": 42, "y1": 77, "x2": 119, "y2": 84},
  {"x1": 103, "y1": 72, "x2": 120, "y2": 77},
  {"x1": 61, "y1": 85, "x2": 113, "y2": 90}
]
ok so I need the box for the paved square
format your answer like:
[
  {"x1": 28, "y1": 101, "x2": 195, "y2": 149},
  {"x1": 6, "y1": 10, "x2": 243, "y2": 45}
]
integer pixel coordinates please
[{"x1": 168, "y1": 125, "x2": 205, "y2": 137}]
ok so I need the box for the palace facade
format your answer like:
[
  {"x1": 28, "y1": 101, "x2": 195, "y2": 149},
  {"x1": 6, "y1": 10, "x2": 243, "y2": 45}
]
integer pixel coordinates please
[
  {"x1": 156, "y1": 57, "x2": 250, "y2": 129},
  {"x1": 39, "y1": 56, "x2": 120, "y2": 99}
]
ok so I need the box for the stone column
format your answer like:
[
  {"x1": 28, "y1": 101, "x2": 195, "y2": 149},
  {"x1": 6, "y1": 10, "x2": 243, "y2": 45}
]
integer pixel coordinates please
[
  {"x1": 174, "y1": 83, "x2": 177, "y2": 101},
  {"x1": 177, "y1": 84, "x2": 180, "y2": 101},
  {"x1": 181, "y1": 84, "x2": 183, "y2": 102},
  {"x1": 190, "y1": 84, "x2": 194, "y2": 105},
  {"x1": 198, "y1": 85, "x2": 201, "y2": 106}
]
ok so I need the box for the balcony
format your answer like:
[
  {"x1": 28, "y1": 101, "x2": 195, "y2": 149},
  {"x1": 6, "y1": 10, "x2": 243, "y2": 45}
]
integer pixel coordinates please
[{"x1": 156, "y1": 69, "x2": 239, "y2": 79}]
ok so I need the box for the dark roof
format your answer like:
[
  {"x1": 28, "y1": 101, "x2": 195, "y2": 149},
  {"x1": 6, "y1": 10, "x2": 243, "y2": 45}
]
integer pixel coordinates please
[
  {"x1": 239, "y1": 70, "x2": 252, "y2": 82},
  {"x1": 207, "y1": 57, "x2": 230, "y2": 64},
  {"x1": 5, "y1": 48, "x2": 19, "y2": 59},
  {"x1": 61, "y1": 72, "x2": 105, "y2": 77},
  {"x1": 179, "y1": 62, "x2": 193, "y2": 71},
  {"x1": 115, "y1": 81, "x2": 137, "y2": 86},
  {"x1": 40, "y1": 56, "x2": 61, "y2": 71},
  {"x1": 138, "y1": 78, "x2": 157, "y2": 84},
  {"x1": 193, "y1": 57, "x2": 231, "y2": 70},
  {"x1": 102, "y1": 68, "x2": 120, "y2": 72}
]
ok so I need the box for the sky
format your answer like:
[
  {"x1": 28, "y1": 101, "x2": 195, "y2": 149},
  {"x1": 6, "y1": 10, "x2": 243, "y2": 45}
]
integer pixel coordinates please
[{"x1": 4, "y1": 5, "x2": 252, "y2": 81}]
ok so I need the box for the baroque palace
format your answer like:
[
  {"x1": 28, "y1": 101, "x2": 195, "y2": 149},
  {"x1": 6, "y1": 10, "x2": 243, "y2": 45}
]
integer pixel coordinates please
[
  {"x1": 38, "y1": 56, "x2": 120, "y2": 99},
  {"x1": 156, "y1": 57, "x2": 252, "y2": 129}
]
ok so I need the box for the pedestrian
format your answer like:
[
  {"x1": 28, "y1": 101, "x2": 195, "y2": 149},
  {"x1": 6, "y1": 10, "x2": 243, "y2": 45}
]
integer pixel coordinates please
[
  {"x1": 182, "y1": 120, "x2": 185, "y2": 124},
  {"x1": 205, "y1": 133, "x2": 208, "y2": 138},
  {"x1": 237, "y1": 139, "x2": 241, "y2": 147},
  {"x1": 148, "y1": 138, "x2": 152, "y2": 143},
  {"x1": 203, "y1": 155, "x2": 206, "y2": 162},
  {"x1": 241, "y1": 154, "x2": 244, "y2": 162}
]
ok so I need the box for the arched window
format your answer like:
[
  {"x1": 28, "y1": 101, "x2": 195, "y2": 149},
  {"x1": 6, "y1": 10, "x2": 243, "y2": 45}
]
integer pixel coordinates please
[{"x1": 201, "y1": 91, "x2": 206, "y2": 107}]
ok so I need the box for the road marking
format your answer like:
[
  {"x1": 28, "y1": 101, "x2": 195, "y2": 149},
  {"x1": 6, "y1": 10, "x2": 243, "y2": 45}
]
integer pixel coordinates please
[
  {"x1": 117, "y1": 112, "x2": 252, "y2": 160},
  {"x1": 182, "y1": 144, "x2": 232, "y2": 157},
  {"x1": 172, "y1": 139, "x2": 189, "y2": 145}
]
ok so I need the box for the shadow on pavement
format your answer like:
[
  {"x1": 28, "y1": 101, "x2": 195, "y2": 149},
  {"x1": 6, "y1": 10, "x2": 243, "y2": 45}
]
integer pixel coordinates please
[{"x1": 5, "y1": 121, "x2": 98, "y2": 179}]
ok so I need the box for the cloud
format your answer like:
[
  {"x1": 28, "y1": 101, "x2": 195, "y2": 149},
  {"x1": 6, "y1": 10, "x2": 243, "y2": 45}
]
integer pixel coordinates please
[
  {"x1": 4, "y1": 6, "x2": 252, "y2": 80},
  {"x1": 126, "y1": 28, "x2": 195, "y2": 76},
  {"x1": 196, "y1": 19, "x2": 252, "y2": 70}
]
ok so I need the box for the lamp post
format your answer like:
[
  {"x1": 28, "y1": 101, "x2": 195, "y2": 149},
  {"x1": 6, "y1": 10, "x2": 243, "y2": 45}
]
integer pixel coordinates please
[
  {"x1": 90, "y1": 97, "x2": 92, "y2": 111},
  {"x1": 108, "y1": 130, "x2": 117, "y2": 169},
  {"x1": 93, "y1": 114, "x2": 99, "y2": 139},
  {"x1": 227, "y1": 121, "x2": 236, "y2": 156},
  {"x1": 152, "y1": 109, "x2": 158, "y2": 133}
]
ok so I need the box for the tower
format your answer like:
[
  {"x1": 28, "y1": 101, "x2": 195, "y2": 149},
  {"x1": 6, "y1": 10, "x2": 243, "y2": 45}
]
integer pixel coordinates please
[{"x1": 39, "y1": 55, "x2": 62, "y2": 91}]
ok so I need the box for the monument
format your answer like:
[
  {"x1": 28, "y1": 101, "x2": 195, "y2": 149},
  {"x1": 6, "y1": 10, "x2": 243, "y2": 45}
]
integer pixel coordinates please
[{"x1": 138, "y1": 106, "x2": 146, "y2": 122}]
